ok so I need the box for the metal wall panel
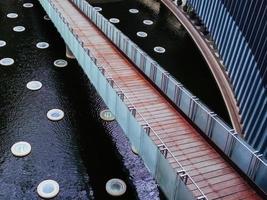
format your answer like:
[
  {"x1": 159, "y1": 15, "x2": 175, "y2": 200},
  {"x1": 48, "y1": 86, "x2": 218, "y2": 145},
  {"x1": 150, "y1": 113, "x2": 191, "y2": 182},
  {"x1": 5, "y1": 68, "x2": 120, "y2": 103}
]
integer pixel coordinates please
[{"x1": 187, "y1": 0, "x2": 267, "y2": 158}]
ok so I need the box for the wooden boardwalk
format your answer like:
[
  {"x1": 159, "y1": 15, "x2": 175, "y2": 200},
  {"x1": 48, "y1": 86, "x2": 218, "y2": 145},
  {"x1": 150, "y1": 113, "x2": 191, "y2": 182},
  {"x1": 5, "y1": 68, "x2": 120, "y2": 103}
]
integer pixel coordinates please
[{"x1": 53, "y1": 0, "x2": 262, "y2": 199}]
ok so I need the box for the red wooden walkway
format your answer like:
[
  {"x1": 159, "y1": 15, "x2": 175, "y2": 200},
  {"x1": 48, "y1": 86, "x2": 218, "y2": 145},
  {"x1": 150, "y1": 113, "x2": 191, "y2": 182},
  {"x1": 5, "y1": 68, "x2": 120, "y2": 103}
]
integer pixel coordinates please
[{"x1": 52, "y1": 0, "x2": 262, "y2": 199}]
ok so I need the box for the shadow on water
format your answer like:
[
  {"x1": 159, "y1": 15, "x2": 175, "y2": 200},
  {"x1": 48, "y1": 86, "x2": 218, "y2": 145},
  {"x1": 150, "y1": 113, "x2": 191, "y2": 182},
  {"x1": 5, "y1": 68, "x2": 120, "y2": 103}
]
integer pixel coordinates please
[
  {"x1": 0, "y1": 0, "x2": 164, "y2": 199},
  {"x1": 87, "y1": 0, "x2": 231, "y2": 125}
]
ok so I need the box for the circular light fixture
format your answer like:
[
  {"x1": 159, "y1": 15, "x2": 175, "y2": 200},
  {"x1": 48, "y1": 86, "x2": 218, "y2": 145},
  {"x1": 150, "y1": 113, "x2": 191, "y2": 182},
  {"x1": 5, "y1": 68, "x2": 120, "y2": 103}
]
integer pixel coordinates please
[
  {"x1": 53, "y1": 59, "x2": 68, "y2": 68},
  {"x1": 7, "y1": 13, "x2": 18, "y2": 18},
  {"x1": 0, "y1": 58, "x2": 14, "y2": 66},
  {"x1": 36, "y1": 42, "x2": 49, "y2": 49},
  {"x1": 106, "y1": 179, "x2": 126, "y2": 196},
  {"x1": 47, "y1": 109, "x2": 64, "y2": 121},
  {"x1": 37, "y1": 180, "x2": 59, "y2": 199},
  {"x1": 143, "y1": 20, "x2": 153, "y2": 25},
  {"x1": 129, "y1": 9, "x2": 139, "y2": 14},
  {"x1": 26, "y1": 81, "x2": 42, "y2": 91},
  {"x1": 23, "y1": 3, "x2": 34, "y2": 8},
  {"x1": 109, "y1": 18, "x2": 120, "y2": 24},
  {"x1": 94, "y1": 7, "x2": 102, "y2": 12},
  {"x1": 0, "y1": 40, "x2": 6, "y2": 47},
  {"x1": 154, "y1": 46, "x2": 166, "y2": 53},
  {"x1": 11, "y1": 141, "x2": 31, "y2": 157},
  {"x1": 13, "y1": 26, "x2": 25, "y2": 32},
  {"x1": 131, "y1": 144, "x2": 138, "y2": 155},
  {"x1": 136, "y1": 31, "x2": 147, "y2": 38},
  {"x1": 43, "y1": 15, "x2": 50, "y2": 20},
  {"x1": 100, "y1": 109, "x2": 115, "y2": 121}
]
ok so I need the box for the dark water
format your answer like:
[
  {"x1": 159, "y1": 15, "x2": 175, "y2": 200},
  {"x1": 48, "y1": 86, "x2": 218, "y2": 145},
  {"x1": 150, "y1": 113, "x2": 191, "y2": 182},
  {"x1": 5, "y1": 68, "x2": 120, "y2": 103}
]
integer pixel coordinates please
[
  {"x1": 88, "y1": 0, "x2": 231, "y2": 124},
  {"x1": 0, "y1": 0, "x2": 163, "y2": 199}
]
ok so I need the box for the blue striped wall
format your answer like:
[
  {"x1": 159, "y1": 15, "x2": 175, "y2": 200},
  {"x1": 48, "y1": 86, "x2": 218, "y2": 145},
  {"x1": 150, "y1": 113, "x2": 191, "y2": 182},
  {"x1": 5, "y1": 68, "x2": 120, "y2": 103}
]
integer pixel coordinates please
[{"x1": 187, "y1": 0, "x2": 267, "y2": 157}]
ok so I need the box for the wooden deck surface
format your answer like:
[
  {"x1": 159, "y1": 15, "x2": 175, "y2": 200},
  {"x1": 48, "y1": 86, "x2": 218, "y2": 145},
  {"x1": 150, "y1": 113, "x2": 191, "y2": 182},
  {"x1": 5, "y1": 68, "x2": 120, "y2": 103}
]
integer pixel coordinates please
[{"x1": 52, "y1": 0, "x2": 262, "y2": 199}]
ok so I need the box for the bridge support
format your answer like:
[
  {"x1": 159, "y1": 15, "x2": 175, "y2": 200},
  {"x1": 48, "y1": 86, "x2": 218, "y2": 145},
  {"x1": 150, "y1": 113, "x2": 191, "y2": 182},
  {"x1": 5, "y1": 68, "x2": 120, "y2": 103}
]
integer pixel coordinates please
[{"x1": 66, "y1": 45, "x2": 75, "y2": 59}]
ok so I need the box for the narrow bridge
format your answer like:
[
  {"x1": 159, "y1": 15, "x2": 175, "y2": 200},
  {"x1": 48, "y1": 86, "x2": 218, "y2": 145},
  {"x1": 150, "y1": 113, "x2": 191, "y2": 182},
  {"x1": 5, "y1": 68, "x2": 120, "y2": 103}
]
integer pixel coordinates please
[{"x1": 39, "y1": 0, "x2": 266, "y2": 199}]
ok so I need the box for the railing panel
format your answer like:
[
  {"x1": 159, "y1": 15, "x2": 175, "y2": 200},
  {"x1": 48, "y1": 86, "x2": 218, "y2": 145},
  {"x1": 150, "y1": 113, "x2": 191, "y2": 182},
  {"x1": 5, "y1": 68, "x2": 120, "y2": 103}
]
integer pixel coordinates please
[
  {"x1": 179, "y1": 90, "x2": 191, "y2": 116},
  {"x1": 115, "y1": 98, "x2": 129, "y2": 131},
  {"x1": 230, "y1": 138, "x2": 255, "y2": 173},
  {"x1": 209, "y1": 118, "x2": 229, "y2": 151},
  {"x1": 193, "y1": 104, "x2": 209, "y2": 133},
  {"x1": 143, "y1": 57, "x2": 152, "y2": 77},
  {"x1": 127, "y1": 113, "x2": 142, "y2": 151},
  {"x1": 156, "y1": 152, "x2": 177, "y2": 200},
  {"x1": 255, "y1": 162, "x2": 267, "y2": 192},
  {"x1": 104, "y1": 84, "x2": 117, "y2": 116},
  {"x1": 140, "y1": 131, "x2": 158, "y2": 176},
  {"x1": 174, "y1": 178, "x2": 195, "y2": 200},
  {"x1": 166, "y1": 77, "x2": 176, "y2": 100}
]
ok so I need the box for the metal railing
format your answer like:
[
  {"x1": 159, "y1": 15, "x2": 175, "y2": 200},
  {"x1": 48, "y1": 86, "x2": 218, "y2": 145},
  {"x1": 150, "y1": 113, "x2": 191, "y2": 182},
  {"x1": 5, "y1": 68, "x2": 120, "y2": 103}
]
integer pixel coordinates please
[{"x1": 42, "y1": 0, "x2": 267, "y2": 196}]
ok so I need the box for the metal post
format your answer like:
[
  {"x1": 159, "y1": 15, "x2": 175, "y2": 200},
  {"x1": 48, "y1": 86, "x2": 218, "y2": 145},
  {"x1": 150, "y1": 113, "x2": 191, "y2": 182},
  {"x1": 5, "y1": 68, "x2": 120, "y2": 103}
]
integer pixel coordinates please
[
  {"x1": 142, "y1": 124, "x2": 151, "y2": 136},
  {"x1": 158, "y1": 144, "x2": 168, "y2": 158},
  {"x1": 177, "y1": 170, "x2": 188, "y2": 184}
]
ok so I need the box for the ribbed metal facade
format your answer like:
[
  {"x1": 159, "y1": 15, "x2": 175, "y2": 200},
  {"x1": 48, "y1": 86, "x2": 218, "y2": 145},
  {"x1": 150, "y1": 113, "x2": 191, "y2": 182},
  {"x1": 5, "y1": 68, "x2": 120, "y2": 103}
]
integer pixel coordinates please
[{"x1": 187, "y1": 0, "x2": 267, "y2": 156}]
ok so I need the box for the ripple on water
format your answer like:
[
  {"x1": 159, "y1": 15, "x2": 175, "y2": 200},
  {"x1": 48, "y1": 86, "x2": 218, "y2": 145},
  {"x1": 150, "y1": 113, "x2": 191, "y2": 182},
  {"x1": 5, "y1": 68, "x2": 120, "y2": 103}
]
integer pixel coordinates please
[{"x1": 0, "y1": 40, "x2": 7, "y2": 47}]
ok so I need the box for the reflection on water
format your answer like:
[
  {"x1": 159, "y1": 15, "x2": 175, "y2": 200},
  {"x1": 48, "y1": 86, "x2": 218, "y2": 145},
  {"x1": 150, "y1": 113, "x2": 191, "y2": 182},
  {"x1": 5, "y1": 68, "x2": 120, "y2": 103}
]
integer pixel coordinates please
[
  {"x1": 88, "y1": 0, "x2": 231, "y2": 124},
  {"x1": 0, "y1": 0, "x2": 163, "y2": 199}
]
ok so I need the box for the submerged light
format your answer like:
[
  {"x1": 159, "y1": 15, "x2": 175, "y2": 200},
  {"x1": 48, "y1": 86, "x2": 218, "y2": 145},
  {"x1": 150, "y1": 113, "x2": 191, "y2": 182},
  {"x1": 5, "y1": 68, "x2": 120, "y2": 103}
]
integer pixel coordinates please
[
  {"x1": 47, "y1": 109, "x2": 64, "y2": 121},
  {"x1": 11, "y1": 141, "x2": 31, "y2": 157},
  {"x1": 37, "y1": 180, "x2": 59, "y2": 199},
  {"x1": 36, "y1": 42, "x2": 49, "y2": 49},
  {"x1": 100, "y1": 109, "x2": 115, "y2": 121},
  {"x1": 23, "y1": 3, "x2": 34, "y2": 8},
  {"x1": 0, "y1": 40, "x2": 6, "y2": 47},
  {"x1": 154, "y1": 46, "x2": 166, "y2": 54},
  {"x1": 26, "y1": 81, "x2": 42, "y2": 91},
  {"x1": 109, "y1": 18, "x2": 120, "y2": 24},
  {"x1": 13, "y1": 26, "x2": 25, "y2": 32},
  {"x1": 0, "y1": 58, "x2": 14, "y2": 66},
  {"x1": 7, "y1": 13, "x2": 18, "y2": 18},
  {"x1": 54, "y1": 59, "x2": 68, "y2": 68},
  {"x1": 106, "y1": 178, "x2": 127, "y2": 196}
]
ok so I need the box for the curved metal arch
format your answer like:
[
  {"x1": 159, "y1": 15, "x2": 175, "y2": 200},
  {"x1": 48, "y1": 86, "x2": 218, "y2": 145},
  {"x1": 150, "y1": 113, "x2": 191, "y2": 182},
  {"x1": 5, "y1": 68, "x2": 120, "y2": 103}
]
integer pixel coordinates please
[{"x1": 160, "y1": 0, "x2": 243, "y2": 134}]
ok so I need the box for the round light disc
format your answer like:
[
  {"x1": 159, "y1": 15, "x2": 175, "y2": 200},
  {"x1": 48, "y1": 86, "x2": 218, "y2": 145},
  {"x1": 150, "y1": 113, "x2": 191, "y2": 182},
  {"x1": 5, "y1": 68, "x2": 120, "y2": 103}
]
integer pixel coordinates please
[
  {"x1": 7, "y1": 13, "x2": 18, "y2": 18},
  {"x1": 109, "y1": 18, "x2": 120, "y2": 24},
  {"x1": 131, "y1": 144, "x2": 138, "y2": 155},
  {"x1": 26, "y1": 81, "x2": 42, "y2": 91},
  {"x1": 36, "y1": 42, "x2": 49, "y2": 49},
  {"x1": 53, "y1": 59, "x2": 68, "y2": 68},
  {"x1": 106, "y1": 179, "x2": 126, "y2": 196},
  {"x1": 94, "y1": 7, "x2": 102, "y2": 12},
  {"x1": 129, "y1": 9, "x2": 139, "y2": 14},
  {"x1": 37, "y1": 180, "x2": 59, "y2": 199},
  {"x1": 0, "y1": 58, "x2": 14, "y2": 66},
  {"x1": 100, "y1": 109, "x2": 115, "y2": 121},
  {"x1": 44, "y1": 15, "x2": 50, "y2": 20},
  {"x1": 154, "y1": 46, "x2": 166, "y2": 53},
  {"x1": 11, "y1": 141, "x2": 31, "y2": 157},
  {"x1": 0, "y1": 40, "x2": 6, "y2": 47},
  {"x1": 23, "y1": 3, "x2": 34, "y2": 8},
  {"x1": 47, "y1": 109, "x2": 64, "y2": 121},
  {"x1": 13, "y1": 26, "x2": 25, "y2": 32},
  {"x1": 143, "y1": 20, "x2": 153, "y2": 25},
  {"x1": 136, "y1": 31, "x2": 147, "y2": 38}
]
